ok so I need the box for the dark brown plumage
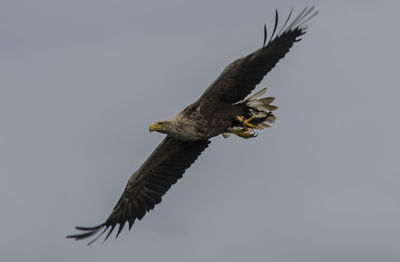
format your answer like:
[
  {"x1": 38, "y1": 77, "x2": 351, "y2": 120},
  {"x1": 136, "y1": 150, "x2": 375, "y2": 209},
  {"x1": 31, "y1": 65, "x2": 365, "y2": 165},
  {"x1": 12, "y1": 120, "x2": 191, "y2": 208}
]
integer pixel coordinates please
[
  {"x1": 67, "y1": 7, "x2": 317, "y2": 244},
  {"x1": 197, "y1": 7, "x2": 317, "y2": 107},
  {"x1": 69, "y1": 137, "x2": 209, "y2": 244}
]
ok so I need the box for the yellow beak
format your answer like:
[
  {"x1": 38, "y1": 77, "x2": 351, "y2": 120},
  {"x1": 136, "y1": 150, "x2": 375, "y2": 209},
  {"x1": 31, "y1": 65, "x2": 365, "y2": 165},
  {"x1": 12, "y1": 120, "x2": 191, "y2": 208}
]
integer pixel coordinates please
[{"x1": 149, "y1": 122, "x2": 163, "y2": 132}]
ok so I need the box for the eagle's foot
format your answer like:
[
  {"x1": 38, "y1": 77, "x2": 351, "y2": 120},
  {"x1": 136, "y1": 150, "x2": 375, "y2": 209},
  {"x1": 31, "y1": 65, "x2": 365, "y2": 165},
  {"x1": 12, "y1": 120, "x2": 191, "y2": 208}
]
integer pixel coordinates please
[
  {"x1": 232, "y1": 128, "x2": 258, "y2": 139},
  {"x1": 236, "y1": 115, "x2": 256, "y2": 129}
]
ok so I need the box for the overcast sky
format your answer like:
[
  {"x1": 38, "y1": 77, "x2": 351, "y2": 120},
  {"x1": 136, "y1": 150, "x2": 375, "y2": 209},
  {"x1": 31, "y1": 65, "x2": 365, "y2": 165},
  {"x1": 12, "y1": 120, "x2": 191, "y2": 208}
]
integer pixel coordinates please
[{"x1": 1, "y1": 1, "x2": 400, "y2": 261}]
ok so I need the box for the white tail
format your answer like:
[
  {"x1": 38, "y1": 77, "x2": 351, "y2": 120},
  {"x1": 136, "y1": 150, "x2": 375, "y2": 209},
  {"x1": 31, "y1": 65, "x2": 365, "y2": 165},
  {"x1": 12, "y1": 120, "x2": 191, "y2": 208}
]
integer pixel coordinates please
[
  {"x1": 223, "y1": 88, "x2": 278, "y2": 139},
  {"x1": 245, "y1": 87, "x2": 277, "y2": 130}
]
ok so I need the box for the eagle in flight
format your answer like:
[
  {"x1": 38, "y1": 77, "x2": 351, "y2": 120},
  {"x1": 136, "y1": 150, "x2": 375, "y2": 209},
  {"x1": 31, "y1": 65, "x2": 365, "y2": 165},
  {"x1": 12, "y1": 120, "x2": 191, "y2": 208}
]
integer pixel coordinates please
[{"x1": 67, "y1": 7, "x2": 317, "y2": 245}]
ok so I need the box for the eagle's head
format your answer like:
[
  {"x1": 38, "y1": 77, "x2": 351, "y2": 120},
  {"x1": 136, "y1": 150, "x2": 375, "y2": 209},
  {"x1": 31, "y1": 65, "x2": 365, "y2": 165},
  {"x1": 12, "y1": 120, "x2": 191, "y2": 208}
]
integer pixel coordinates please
[
  {"x1": 149, "y1": 115, "x2": 203, "y2": 140},
  {"x1": 149, "y1": 120, "x2": 174, "y2": 134}
]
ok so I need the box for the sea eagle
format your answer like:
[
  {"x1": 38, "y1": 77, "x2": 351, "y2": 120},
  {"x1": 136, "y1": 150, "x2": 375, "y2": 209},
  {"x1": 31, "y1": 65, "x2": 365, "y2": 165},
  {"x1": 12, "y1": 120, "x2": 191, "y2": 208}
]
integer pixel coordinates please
[{"x1": 67, "y1": 7, "x2": 317, "y2": 244}]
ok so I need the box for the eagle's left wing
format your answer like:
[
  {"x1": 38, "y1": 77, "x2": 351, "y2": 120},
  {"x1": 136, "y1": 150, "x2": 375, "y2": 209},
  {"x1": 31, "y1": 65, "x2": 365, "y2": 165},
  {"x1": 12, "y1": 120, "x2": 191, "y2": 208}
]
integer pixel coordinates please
[{"x1": 67, "y1": 136, "x2": 210, "y2": 244}]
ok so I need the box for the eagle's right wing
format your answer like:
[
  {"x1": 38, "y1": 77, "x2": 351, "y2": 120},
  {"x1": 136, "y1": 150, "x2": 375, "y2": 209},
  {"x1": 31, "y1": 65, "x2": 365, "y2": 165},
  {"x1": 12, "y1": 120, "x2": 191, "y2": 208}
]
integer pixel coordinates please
[
  {"x1": 197, "y1": 7, "x2": 317, "y2": 108},
  {"x1": 67, "y1": 136, "x2": 210, "y2": 244}
]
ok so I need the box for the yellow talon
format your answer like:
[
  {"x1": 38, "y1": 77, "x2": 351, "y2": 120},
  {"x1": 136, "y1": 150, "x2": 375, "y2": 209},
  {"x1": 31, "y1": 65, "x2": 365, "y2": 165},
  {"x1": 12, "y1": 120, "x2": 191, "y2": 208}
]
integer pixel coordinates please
[
  {"x1": 236, "y1": 115, "x2": 245, "y2": 122},
  {"x1": 237, "y1": 115, "x2": 256, "y2": 129},
  {"x1": 232, "y1": 129, "x2": 258, "y2": 139},
  {"x1": 243, "y1": 115, "x2": 256, "y2": 128},
  {"x1": 232, "y1": 129, "x2": 251, "y2": 139}
]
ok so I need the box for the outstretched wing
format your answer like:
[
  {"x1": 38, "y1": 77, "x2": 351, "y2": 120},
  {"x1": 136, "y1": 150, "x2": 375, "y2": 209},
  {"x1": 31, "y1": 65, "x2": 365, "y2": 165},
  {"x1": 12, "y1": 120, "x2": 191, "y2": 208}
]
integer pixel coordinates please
[
  {"x1": 197, "y1": 7, "x2": 318, "y2": 107},
  {"x1": 67, "y1": 136, "x2": 210, "y2": 245}
]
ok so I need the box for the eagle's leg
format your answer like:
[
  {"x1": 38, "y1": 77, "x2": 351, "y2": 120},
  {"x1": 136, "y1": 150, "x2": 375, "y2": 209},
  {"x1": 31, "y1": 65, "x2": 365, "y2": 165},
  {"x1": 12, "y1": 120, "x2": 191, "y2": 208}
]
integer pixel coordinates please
[
  {"x1": 236, "y1": 115, "x2": 256, "y2": 129},
  {"x1": 231, "y1": 128, "x2": 258, "y2": 139}
]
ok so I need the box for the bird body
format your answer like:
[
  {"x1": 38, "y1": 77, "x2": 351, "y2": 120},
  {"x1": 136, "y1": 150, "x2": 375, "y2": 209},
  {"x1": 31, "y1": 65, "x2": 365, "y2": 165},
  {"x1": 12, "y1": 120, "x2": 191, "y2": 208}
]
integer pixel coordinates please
[
  {"x1": 67, "y1": 7, "x2": 318, "y2": 244},
  {"x1": 151, "y1": 101, "x2": 243, "y2": 140}
]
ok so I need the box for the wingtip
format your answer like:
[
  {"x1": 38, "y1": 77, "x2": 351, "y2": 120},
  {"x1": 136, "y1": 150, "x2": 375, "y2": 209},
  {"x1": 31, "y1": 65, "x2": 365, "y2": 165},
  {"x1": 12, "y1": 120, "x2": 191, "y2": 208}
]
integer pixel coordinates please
[
  {"x1": 75, "y1": 225, "x2": 103, "y2": 231},
  {"x1": 263, "y1": 24, "x2": 267, "y2": 47},
  {"x1": 66, "y1": 223, "x2": 107, "y2": 245},
  {"x1": 263, "y1": 7, "x2": 318, "y2": 46},
  {"x1": 268, "y1": 9, "x2": 279, "y2": 43}
]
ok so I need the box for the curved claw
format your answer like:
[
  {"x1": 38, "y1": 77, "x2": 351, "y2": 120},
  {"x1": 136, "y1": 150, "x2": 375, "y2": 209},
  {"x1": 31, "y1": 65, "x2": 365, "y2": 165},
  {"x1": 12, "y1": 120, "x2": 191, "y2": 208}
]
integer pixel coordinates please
[{"x1": 250, "y1": 131, "x2": 258, "y2": 138}]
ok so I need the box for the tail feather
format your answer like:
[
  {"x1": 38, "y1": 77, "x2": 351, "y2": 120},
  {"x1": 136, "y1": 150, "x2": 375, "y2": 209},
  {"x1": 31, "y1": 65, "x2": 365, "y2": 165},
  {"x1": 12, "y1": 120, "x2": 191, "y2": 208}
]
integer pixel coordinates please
[
  {"x1": 244, "y1": 88, "x2": 277, "y2": 130},
  {"x1": 265, "y1": 104, "x2": 278, "y2": 111},
  {"x1": 254, "y1": 122, "x2": 271, "y2": 129},
  {"x1": 224, "y1": 88, "x2": 277, "y2": 138},
  {"x1": 247, "y1": 87, "x2": 267, "y2": 100},
  {"x1": 259, "y1": 97, "x2": 275, "y2": 105}
]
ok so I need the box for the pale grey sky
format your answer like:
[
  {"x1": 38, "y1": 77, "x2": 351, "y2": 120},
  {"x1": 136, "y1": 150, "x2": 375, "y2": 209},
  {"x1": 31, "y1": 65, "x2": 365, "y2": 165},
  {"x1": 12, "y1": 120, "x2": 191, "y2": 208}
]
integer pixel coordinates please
[{"x1": 1, "y1": 1, "x2": 400, "y2": 261}]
